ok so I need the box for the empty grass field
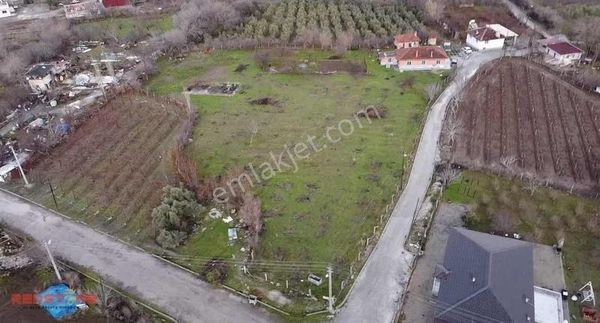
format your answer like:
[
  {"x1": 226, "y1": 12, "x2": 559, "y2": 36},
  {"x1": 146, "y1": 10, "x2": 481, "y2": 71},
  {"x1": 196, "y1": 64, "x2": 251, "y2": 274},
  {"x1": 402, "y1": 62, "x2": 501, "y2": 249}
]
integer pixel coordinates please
[
  {"x1": 147, "y1": 49, "x2": 445, "y2": 306},
  {"x1": 77, "y1": 14, "x2": 173, "y2": 39},
  {"x1": 444, "y1": 170, "x2": 600, "y2": 315}
]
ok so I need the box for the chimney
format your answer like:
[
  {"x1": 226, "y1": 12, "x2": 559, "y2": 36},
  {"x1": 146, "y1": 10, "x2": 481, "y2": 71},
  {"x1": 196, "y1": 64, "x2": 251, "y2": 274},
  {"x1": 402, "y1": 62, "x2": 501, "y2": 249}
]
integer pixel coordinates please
[
  {"x1": 415, "y1": 50, "x2": 418, "y2": 58},
  {"x1": 430, "y1": 50, "x2": 433, "y2": 58}
]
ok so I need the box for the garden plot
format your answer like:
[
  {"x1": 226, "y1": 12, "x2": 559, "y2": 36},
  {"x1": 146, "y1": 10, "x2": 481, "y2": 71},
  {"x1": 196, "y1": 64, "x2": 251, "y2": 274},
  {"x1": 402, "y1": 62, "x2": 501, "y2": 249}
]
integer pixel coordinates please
[
  {"x1": 10, "y1": 93, "x2": 186, "y2": 242},
  {"x1": 446, "y1": 58, "x2": 600, "y2": 196}
]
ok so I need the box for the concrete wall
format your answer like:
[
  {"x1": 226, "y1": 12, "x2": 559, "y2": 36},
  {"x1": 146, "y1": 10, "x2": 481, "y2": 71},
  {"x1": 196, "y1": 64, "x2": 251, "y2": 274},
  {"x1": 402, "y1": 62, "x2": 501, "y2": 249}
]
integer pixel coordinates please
[{"x1": 466, "y1": 34, "x2": 505, "y2": 51}]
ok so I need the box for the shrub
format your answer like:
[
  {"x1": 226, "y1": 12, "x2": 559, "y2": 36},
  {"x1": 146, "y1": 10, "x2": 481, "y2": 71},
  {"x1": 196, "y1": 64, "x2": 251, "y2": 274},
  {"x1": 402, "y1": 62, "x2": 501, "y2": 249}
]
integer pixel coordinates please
[
  {"x1": 152, "y1": 185, "x2": 205, "y2": 248},
  {"x1": 201, "y1": 259, "x2": 229, "y2": 284},
  {"x1": 156, "y1": 229, "x2": 188, "y2": 249}
]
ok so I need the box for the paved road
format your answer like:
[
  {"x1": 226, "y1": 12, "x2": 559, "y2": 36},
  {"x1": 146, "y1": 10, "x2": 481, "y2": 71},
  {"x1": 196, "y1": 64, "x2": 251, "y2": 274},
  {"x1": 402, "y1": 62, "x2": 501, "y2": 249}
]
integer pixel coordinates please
[
  {"x1": 501, "y1": 0, "x2": 551, "y2": 38},
  {"x1": 334, "y1": 49, "x2": 509, "y2": 323},
  {"x1": 0, "y1": 190, "x2": 275, "y2": 323}
]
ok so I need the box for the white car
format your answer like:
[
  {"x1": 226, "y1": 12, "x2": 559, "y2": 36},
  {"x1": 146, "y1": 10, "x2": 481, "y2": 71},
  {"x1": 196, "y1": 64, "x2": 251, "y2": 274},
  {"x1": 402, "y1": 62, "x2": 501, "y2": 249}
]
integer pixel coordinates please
[{"x1": 462, "y1": 47, "x2": 473, "y2": 54}]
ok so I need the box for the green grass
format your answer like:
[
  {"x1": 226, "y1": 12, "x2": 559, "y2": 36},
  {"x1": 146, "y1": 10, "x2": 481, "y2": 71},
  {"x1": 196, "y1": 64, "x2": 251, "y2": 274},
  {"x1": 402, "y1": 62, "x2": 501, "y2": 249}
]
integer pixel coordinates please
[
  {"x1": 147, "y1": 49, "x2": 444, "y2": 312},
  {"x1": 444, "y1": 170, "x2": 600, "y2": 318},
  {"x1": 177, "y1": 219, "x2": 241, "y2": 269},
  {"x1": 77, "y1": 15, "x2": 173, "y2": 39}
]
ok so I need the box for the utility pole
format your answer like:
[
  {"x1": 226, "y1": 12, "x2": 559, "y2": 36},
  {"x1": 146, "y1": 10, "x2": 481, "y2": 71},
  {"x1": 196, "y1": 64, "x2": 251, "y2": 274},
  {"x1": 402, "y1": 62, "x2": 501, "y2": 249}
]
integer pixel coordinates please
[
  {"x1": 44, "y1": 240, "x2": 62, "y2": 282},
  {"x1": 325, "y1": 265, "x2": 335, "y2": 314},
  {"x1": 9, "y1": 145, "x2": 29, "y2": 186},
  {"x1": 48, "y1": 180, "x2": 58, "y2": 208}
]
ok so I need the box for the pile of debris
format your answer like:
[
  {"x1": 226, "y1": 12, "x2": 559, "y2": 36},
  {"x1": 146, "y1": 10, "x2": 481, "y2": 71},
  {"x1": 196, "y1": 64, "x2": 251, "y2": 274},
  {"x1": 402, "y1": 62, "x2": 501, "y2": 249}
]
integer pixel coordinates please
[
  {"x1": 0, "y1": 229, "x2": 33, "y2": 272},
  {"x1": 249, "y1": 97, "x2": 279, "y2": 106},
  {"x1": 355, "y1": 105, "x2": 386, "y2": 119},
  {"x1": 186, "y1": 82, "x2": 240, "y2": 96}
]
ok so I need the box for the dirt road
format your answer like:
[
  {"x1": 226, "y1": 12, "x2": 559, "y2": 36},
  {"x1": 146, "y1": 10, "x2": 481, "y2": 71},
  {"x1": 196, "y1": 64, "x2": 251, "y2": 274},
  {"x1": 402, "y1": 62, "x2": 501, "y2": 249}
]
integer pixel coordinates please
[
  {"x1": 334, "y1": 49, "x2": 513, "y2": 323},
  {"x1": 0, "y1": 189, "x2": 275, "y2": 323}
]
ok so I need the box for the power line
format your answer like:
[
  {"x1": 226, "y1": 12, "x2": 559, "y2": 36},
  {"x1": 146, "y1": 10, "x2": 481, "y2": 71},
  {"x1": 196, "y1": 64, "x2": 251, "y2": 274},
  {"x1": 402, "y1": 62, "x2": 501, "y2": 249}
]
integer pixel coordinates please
[{"x1": 49, "y1": 240, "x2": 345, "y2": 272}]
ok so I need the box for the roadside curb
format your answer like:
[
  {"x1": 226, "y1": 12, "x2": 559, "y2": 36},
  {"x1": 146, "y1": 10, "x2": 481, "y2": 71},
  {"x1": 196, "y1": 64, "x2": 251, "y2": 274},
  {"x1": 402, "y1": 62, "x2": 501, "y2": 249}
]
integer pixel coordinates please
[
  {"x1": 0, "y1": 187, "x2": 290, "y2": 318},
  {"x1": 56, "y1": 259, "x2": 178, "y2": 322}
]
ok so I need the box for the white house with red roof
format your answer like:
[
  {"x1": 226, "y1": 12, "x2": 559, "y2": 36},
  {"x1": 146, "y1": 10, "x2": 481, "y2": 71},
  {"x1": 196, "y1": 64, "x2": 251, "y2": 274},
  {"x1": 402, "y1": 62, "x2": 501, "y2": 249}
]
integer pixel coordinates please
[
  {"x1": 466, "y1": 23, "x2": 518, "y2": 51},
  {"x1": 380, "y1": 32, "x2": 451, "y2": 71},
  {"x1": 539, "y1": 38, "x2": 583, "y2": 65}
]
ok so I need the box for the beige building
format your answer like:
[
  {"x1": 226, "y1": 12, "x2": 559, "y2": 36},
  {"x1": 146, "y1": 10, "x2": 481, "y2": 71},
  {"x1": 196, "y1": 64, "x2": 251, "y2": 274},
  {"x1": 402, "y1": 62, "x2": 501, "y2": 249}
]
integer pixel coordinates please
[{"x1": 25, "y1": 64, "x2": 54, "y2": 93}]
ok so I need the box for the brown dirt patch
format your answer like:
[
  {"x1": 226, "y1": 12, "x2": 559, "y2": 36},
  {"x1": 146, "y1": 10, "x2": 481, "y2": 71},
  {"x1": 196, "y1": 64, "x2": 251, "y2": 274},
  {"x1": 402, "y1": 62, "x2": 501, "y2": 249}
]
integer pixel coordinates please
[
  {"x1": 28, "y1": 93, "x2": 186, "y2": 239},
  {"x1": 447, "y1": 58, "x2": 600, "y2": 196}
]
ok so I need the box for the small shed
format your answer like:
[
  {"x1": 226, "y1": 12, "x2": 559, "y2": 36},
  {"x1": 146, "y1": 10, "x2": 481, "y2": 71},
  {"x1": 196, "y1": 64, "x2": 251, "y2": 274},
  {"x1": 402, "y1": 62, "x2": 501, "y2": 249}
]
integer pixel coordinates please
[{"x1": 0, "y1": 152, "x2": 29, "y2": 183}]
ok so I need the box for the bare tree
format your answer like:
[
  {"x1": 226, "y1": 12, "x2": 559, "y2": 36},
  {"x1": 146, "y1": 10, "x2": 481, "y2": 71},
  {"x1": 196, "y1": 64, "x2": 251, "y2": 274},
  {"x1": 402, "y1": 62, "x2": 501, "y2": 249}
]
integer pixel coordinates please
[
  {"x1": 162, "y1": 29, "x2": 188, "y2": 58},
  {"x1": 572, "y1": 17, "x2": 600, "y2": 63},
  {"x1": 424, "y1": 83, "x2": 442, "y2": 103},
  {"x1": 444, "y1": 118, "x2": 463, "y2": 146},
  {"x1": 500, "y1": 156, "x2": 518, "y2": 168},
  {"x1": 239, "y1": 192, "x2": 263, "y2": 250},
  {"x1": 248, "y1": 120, "x2": 259, "y2": 145},
  {"x1": 298, "y1": 27, "x2": 319, "y2": 48},
  {"x1": 439, "y1": 166, "x2": 460, "y2": 187},
  {"x1": 318, "y1": 30, "x2": 333, "y2": 49},
  {"x1": 175, "y1": 0, "x2": 242, "y2": 42},
  {"x1": 522, "y1": 173, "x2": 538, "y2": 196},
  {"x1": 334, "y1": 31, "x2": 353, "y2": 55},
  {"x1": 423, "y1": 0, "x2": 445, "y2": 23}
]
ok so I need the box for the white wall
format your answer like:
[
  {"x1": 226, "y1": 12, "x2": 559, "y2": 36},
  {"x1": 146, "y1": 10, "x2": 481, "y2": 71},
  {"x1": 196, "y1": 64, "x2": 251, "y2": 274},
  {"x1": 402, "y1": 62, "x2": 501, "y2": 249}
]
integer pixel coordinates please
[
  {"x1": 397, "y1": 61, "x2": 452, "y2": 71},
  {"x1": 466, "y1": 34, "x2": 505, "y2": 51},
  {"x1": 546, "y1": 48, "x2": 582, "y2": 65},
  {"x1": 0, "y1": 3, "x2": 15, "y2": 18},
  {"x1": 379, "y1": 56, "x2": 398, "y2": 68},
  {"x1": 27, "y1": 74, "x2": 53, "y2": 93}
]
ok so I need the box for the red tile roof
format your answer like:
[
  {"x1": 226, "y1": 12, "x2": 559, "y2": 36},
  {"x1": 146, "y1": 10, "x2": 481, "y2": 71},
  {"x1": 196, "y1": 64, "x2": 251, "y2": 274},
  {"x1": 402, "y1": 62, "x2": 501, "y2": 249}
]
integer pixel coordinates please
[
  {"x1": 394, "y1": 32, "x2": 421, "y2": 43},
  {"x1": 547, "y1": 42, "x2": 583, "y2": 55},
  {"x1": 468, "y1": 27, "x2": 500, "y2": 41},
  {"x1": 102, "y1": 0, "x2": 129, "y2": 7},
  {"x1": 395, "y1": 46, "x2": 449, "y2": 61}
]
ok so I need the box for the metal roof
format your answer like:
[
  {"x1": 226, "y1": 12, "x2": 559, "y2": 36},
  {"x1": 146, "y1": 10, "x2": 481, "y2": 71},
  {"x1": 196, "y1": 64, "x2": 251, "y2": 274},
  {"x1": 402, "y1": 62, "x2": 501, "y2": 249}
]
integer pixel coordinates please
[
  {"x1": 25, "y1": 64, "x2": 53, "y2": 79},
  {"x1": 435, "y1": 228, "x2": 535, "y2": 323}
]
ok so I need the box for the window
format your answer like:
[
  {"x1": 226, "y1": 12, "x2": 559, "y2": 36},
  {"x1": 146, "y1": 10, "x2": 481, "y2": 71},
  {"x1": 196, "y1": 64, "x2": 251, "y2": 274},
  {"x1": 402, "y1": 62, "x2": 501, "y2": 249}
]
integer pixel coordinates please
[
  {"x1": 407, "y1": 61, "x2": 411, "y2": 65},
  {"x1": 421, "y1": 60, "x2": 425, "y2": 64},
  {"x1": 436, "y1": 60, "x2": 441, "y2": 64},
  {"x1": 1, "y1": 10, "x2": 7, "y2": 13}
]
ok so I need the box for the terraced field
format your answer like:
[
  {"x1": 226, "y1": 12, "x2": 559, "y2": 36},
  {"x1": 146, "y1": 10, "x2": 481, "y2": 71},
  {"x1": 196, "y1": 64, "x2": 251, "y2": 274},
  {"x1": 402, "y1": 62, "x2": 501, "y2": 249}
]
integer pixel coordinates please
[
  {"x1": 15, "y1": 93, "x2": 186, "y2": 242},
  {"x1": 449, "y1": 58, "x2": 600, "y2": 196}
]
